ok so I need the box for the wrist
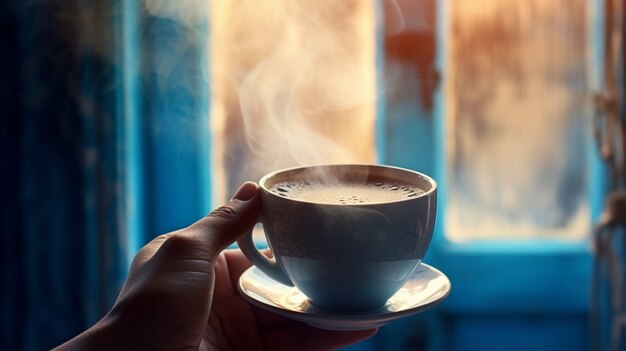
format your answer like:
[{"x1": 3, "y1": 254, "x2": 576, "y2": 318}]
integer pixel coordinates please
[{"x1": 54, "y1": 314, "x2": 127, "y2": 351}]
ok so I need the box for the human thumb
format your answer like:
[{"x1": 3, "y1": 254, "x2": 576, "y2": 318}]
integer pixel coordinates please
[{"x1": 183, "y1": 181, "x2": 261, "y2": 257}]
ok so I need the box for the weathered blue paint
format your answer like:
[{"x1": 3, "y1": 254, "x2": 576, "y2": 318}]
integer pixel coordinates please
[
  {"x1": 142, "y1": 15, "x2": 212, "y2": 238},
  {"x1": 119, "y1": 0, "x2": 145, "y2": 266}
]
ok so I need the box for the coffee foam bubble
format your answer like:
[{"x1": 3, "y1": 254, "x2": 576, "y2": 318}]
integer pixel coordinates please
[{"x1": 270, "y1": 180, "x2": 425, "y2": 205}]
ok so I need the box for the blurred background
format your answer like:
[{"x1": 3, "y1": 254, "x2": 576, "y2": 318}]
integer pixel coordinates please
[{"x1": 1, "y1": 0, "x2": 624, "y2": 350}]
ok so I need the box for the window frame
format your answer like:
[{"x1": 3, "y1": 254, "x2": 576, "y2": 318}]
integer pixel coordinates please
[{"x1": 402, "y1": 0, "x2": 606, "y2": 315}]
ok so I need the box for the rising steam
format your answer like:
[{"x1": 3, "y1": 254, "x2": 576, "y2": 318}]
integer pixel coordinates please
[{"x1": 209, "y1": 0, "x2": 377, "y2": 199}]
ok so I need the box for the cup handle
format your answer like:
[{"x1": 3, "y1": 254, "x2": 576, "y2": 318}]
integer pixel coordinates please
[{"x1": 237, "y1": 225, "x2": 294, "y2": 287}]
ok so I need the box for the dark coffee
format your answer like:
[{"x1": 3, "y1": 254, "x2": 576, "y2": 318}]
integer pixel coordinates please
[{"x1": 269, "y1": 179, "x2": 424, "y2": 205}]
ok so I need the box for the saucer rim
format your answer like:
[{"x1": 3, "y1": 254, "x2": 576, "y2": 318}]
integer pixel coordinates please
[{"x1": 237, "y1": 262, "x2": 451, "y2": 322}]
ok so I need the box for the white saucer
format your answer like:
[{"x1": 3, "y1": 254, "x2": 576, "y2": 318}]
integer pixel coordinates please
[{"x1": 238, "y1": 263, "x2": 451, "y2": 331}]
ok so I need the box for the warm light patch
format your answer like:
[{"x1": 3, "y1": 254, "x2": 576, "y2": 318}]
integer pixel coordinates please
[{"x1": 445, "y1": 0, "x2": 591, "y2": 242}]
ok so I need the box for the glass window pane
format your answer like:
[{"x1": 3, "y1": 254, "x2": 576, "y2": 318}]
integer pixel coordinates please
[{"x1": 445, "y1": 0, "x2": 591, "y2": 242}]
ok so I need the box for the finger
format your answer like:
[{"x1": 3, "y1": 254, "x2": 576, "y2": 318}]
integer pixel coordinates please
[
  {"x1": 222, "y1": 250, "x2": 341, "y2": 330},
  {"x1": 184, "y1": 182, "x2": 261, "y2": 258},
  {"x1": 211, "y1": 252, "x2": 237, "y2": 300},
  {"x1": 136, "y1": 182, "x2": 259, "y2": 266},
  {"x1": 212, "y1": 248, "x2": 270, "y2": 301},
  {"x1": 263, "y1": 325, "x2": 378, "y2": 351},
  {"x1": 223, "y1": 248, "x2": 272, "y2": 286},
  {"x1": 211, "y1": 252, "x2": 304, "y2": 341}
]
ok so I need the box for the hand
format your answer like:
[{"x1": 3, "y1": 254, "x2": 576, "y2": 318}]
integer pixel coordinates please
[{"x1": 56, "y1": 182, "x2": 377, "y2": 350}]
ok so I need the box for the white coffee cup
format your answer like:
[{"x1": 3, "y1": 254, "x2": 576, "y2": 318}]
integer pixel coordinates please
[{"x1": 237, "y1": 164, "x2": 437, "y2": 311}]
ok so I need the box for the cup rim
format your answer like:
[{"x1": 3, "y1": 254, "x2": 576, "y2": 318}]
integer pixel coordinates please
[{"x1": 259, "y1": 163, "x2": 437, "y2": 206}]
